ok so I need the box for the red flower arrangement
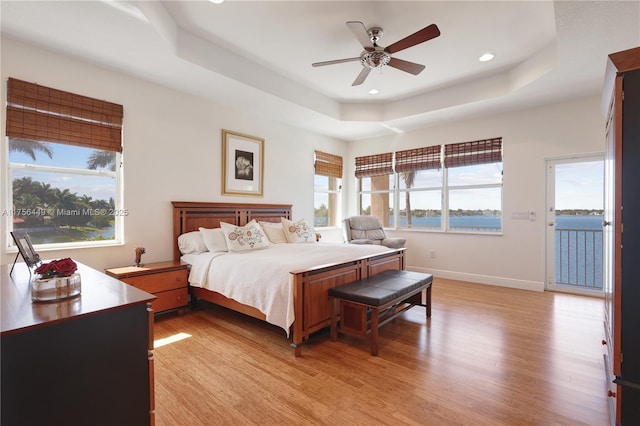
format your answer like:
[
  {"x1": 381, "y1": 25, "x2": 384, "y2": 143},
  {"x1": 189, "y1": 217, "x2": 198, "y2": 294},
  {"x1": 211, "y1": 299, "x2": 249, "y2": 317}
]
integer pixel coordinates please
[{"x1": 34, "y1": 258, "x2": 78, "y2": 279}]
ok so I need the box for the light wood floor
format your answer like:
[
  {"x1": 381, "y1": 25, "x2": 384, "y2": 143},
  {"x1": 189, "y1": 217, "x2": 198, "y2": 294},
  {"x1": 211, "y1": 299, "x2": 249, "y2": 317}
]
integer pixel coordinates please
[{"x1": 153, "y1": 278, "x2": 609, "y2": 426}]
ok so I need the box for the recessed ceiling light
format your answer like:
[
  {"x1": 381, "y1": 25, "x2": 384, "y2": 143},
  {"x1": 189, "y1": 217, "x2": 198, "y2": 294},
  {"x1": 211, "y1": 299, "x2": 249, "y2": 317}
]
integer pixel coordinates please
[
  {"x1": 479, "y1": 53, "x2": 495, "y2": 62},
  {"x1": 209, "y1": 0, "x2": 224, "y2": 4},
  {"x1": 368, "y1": 89, "x2": 379, "y2": 95}
]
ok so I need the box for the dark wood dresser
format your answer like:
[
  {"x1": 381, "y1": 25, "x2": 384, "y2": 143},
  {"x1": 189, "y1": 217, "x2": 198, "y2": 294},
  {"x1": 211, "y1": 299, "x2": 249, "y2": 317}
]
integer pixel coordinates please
[
  {"x1": 1, "y1": 261, "x2": 156, "y2": 426},
  {"x1": 602, "y1": 45, "x2": 640, "y2": 426}
]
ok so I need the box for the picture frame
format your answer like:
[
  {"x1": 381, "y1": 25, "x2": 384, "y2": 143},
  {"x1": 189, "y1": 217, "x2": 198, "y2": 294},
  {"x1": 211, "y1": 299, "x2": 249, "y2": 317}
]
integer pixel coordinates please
[
  {"x1": 10, "y1": 230, "x2": 41, "y2": 268},
  {"x1": 222, "y1": 129, "x2": 264, "y2": 197}
]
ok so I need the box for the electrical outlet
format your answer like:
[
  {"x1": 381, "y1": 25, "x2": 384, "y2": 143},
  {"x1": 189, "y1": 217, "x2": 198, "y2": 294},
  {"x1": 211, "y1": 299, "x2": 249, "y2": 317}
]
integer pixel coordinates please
[
  {"x1": 430, "y1": 250, "x2": 436, "y2": 258},
  {"x1": 529, "y1": 210, "x2": 536, "y2": 221}
]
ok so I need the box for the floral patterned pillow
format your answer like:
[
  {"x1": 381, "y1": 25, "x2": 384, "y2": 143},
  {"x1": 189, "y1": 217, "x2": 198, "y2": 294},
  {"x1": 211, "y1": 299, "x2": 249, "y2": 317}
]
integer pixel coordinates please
[
  {"x1": 282, "y1": 218, "x2": 315, "y2": 243},
  {"x1": 220, "y1": 220, "x2": 270, "y2": 252}
]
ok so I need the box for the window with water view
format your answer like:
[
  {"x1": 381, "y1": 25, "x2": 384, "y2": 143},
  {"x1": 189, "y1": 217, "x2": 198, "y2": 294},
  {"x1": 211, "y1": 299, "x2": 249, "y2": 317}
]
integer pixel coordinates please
[
  {"x1": 313, "y1": 150, "x2": 343, "y2": 228},
  {"x1": 5, "y1": 78, "x2": 123, "y2": 248},
  {"x1": 7, "y1": 138, "x2": 122, "y2": 246},
  {"x1": 550, "y1": 158, "x2": 604, "y2": 291},
  {"x1": 357, "y1": 138, "x2": 503, "y2": 233}
]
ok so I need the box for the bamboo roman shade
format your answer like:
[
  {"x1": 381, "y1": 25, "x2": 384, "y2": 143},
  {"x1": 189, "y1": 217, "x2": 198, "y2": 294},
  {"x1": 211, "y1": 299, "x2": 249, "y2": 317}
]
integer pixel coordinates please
[
  {"x1": 314, "y1": 150, "x2": 343, "y2": 179},
  {"x1": 394, "y1": 145, "x2": 442, "y2": 172},
  {"x1": 6, "y1": 77, "x2": 123, "y2": 152},
  {"x1": 355, "y1": 152, "x2": 393, "y2": 178},
  {"x1": 444, "y1": 137, "x2": 502, "y2": 168}
]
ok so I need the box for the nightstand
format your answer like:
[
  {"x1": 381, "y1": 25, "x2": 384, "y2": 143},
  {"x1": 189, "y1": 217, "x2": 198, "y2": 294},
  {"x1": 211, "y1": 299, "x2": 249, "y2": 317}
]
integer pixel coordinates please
[{"x1": 106, "y1": 260, "x2": 189, "y2": 314}]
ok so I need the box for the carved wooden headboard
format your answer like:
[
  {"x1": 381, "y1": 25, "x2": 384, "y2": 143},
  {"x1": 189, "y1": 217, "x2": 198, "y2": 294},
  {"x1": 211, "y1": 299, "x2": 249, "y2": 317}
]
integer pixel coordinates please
[{"x1": 171, "y1": 201, "x2": 292, "y2": 260}]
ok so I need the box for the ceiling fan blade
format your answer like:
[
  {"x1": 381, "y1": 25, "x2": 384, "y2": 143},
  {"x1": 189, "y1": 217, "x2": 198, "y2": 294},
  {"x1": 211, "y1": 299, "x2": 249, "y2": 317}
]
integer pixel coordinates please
[
  {"x1": 352, "y1": 67, "x2": 371, "y2": 86},
  {"x1": 385, "y1": 24, "x2": 440, "y2": 54},
  {"x1": 388, "y1": 57, "x2": 426, "y2": 75},
  {"x1": 312, "y1": 57, "x2": 360, "y2": 67},
  {"x1": 347, "y1": 21, "x2": 374, "y2": 51}
]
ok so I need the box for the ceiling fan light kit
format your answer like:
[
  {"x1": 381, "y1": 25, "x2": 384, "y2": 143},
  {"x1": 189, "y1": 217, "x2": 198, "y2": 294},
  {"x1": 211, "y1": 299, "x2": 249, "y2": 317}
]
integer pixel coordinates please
[
  {"x1": 360, "y1": 50, "x2": 391, "y2": 69},
  {"x1": 312, "y1": 21, "x2": 440, "y2": 86}
]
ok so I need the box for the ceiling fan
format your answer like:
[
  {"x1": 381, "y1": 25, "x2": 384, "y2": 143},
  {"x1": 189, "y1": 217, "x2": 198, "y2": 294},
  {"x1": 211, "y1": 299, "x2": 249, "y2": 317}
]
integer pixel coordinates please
[{"x1": 312, "y1": 21, "x2": 441, "y2": 86}]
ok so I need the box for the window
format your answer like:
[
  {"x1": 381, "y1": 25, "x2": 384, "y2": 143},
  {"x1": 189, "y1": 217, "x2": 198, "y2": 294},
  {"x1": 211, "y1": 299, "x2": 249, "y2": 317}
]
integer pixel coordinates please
[
  {"x1": 5, "y1": 78, "x2": 124, "y2": 247},
  {"x1": 396, "y1": 146, "x2": 443, "y2": 229},
  {"x1": 356, "y1": 152, "x2": 394, "y2": 227},
  {"x1": 314, "y1": 150, "x2": 342, "y2": 227},
  {"x1": 444, "y1": 138, "x2": 503, "y2": 232},
  {"x1": 356, "y1": 137, "x2": 503, "y2": 233}
]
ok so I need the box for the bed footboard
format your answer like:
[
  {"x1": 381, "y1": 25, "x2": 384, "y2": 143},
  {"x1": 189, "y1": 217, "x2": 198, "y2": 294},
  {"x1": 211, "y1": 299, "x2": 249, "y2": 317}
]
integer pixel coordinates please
[{"x1": 290, "y1": 248, "x2": 405, "y2": 356}]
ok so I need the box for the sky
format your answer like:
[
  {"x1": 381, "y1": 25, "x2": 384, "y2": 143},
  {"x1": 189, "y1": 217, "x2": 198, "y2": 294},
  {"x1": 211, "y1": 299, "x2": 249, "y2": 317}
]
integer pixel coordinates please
[
  {"x1": 351, "y1": 162, "x2": 503, "y2": 211},
  {"x1": 10, "y1": 142, "x2": 95, "y2": 168},
  {"x1": 554, "y1": 161, "x2": 604, "y2": 210}
]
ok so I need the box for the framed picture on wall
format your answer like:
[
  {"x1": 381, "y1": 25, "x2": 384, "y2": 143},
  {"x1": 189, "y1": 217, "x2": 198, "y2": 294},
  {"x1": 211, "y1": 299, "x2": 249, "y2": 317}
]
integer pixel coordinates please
[{"x1": 222, "y1": 129, "x2": 264, "y2": 197}]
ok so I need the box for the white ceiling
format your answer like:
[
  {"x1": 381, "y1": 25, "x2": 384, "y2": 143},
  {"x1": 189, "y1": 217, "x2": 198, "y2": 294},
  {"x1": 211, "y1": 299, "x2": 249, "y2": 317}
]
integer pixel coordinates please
[{"x1": 1, "y1": 1, "x2": 639, "y2": 141}]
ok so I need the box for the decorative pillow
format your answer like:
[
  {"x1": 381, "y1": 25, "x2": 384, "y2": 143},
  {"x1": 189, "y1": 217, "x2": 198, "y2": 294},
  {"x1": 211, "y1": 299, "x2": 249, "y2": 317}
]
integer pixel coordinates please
[
  {"x1": 282, "y1": 218, "x2": 315, "y2": 243},
  {"x1": 220, "y1": 220, "x2": 270, "y2": 252},
  {"x1": 178, "y1": 231, "x2": 209, "y2": 255},
  {"x1": 199, "y1": 227, "x2": 229, "y2": 252},
  {"x1": 259, "y1": 220, "x2": 288, "y2": 244}
]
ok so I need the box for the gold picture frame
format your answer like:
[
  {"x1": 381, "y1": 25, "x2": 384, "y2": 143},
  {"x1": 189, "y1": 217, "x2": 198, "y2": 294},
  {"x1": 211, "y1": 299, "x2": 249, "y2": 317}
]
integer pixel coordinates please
[{"x1": 222, "y1": 129, "x2": 264, "y2": 197}]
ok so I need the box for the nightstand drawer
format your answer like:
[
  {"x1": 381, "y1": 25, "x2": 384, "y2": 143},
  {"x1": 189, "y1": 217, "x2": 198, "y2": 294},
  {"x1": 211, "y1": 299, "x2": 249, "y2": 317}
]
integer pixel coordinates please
[
  {"x1": 151, "y1": 288, "x2": 188, "y2": 313},
  {"x1": 123, "y1": 269, "x2": 188, "y2": 293}
]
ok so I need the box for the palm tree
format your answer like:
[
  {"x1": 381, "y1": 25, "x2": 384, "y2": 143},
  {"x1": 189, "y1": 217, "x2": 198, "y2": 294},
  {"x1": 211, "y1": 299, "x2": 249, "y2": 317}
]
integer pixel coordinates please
[
  {"x1": 8, "y1": 138, "x2": 53, "y2": 160},
  {"x1": 400, "y1": 172, "x2": 416, "y2": 227},
  {"x1": 35, "y1": 182, "x2": 56, "y2": 210},
  {"x1": 87, "y1": 150, "x2": 116, "y2": 171},
  {"x1": 53, "y1": 188, "x2": 79, "y2": 227}
]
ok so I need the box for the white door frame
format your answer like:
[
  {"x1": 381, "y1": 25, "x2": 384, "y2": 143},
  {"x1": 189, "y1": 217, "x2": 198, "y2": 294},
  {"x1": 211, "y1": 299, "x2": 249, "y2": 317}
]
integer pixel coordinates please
[{"x1": 545, "y1": 153, "x2": 604, "y2": 296}]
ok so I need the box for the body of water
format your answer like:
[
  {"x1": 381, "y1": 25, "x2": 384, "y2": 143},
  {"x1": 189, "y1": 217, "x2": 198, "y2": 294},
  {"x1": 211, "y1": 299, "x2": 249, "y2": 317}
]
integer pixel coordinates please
[
  {"x1": 554, "y1": 215, "x2": 603, "y2": 289},
  {"x1": 16, "y1": 225, "x2": 115, "y2": 244},
  {"x1": 396, "y1": 213, "x2": 603, "y2": 290},
  {"x1": 396, "y1": 213, "x2": 603, "y2": 231},
  {"x1": 396, "y1": 215, "x2": 500, "y2": 230},
  {"x1": 555, "y1": 214, "x2": 603, "y2": 230}
]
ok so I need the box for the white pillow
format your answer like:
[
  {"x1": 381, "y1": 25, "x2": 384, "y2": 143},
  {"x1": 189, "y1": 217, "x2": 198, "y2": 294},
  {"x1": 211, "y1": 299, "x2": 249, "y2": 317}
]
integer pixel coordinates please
[
  {"x1": 220, "y1": 220, "x2": 270, "y2": 252},
  {"x1": 199, "y1": 227, "x2": 229, "y2": 252},
  {"x1": 177, "y1": 231, "x2": 208, "y2": 255},
  {"x1": 282, "y1": 218, "x2": 315, "y2": 243},
  {"x1": 259, "y1": 220, "x2": 288, "y2": 244}
]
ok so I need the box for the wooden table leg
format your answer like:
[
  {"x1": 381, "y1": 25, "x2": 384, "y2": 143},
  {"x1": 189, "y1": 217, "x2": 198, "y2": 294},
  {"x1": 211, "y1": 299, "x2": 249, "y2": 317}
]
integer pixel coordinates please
[
  {"x1": 426, "y1": 285, "x2": 432, "y2": 318},
  {"x1": 330, "y1": 297, "x2": 338, "y2": 342},
  {"x1": 370, "y1": 308, "x2": 379, "y2": 356}
]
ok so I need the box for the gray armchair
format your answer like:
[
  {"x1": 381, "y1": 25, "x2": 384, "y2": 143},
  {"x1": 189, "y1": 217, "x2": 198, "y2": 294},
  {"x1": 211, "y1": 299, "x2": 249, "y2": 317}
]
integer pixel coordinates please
[{"x1": 343, "y1": 215, "x2": 406, "y2": 249}]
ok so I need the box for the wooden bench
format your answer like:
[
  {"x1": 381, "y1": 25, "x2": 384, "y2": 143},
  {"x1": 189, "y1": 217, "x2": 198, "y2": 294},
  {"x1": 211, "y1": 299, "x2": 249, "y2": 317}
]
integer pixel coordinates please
[{"x1": 328, "y1": 270, "x2": 433, "y2": 355}]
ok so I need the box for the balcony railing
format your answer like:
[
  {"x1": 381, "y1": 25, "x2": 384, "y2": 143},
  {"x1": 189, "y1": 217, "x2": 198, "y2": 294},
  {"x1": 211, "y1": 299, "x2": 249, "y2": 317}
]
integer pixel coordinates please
[{"x1": 555, "y1": 228, "x2": 603, "y2": 290}]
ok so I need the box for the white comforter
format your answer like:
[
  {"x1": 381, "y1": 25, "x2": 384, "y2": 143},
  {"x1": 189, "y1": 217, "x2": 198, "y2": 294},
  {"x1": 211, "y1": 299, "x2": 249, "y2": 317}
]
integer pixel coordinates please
[{"x1": 186, "y1": 243, "x2": 391, "y2": 335}]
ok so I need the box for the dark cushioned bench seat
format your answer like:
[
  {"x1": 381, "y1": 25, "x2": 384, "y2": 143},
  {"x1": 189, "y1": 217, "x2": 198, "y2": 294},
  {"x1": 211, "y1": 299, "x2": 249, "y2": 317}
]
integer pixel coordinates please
[{"x1": 328, "y1": 269, "x2": 433, "y2": 355}]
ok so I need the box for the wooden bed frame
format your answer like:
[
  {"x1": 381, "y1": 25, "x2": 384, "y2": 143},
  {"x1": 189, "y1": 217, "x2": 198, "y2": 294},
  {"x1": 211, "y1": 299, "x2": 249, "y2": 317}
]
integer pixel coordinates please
[{"x1": 172, "y1": 201, "x2": 405, "y2": 356}]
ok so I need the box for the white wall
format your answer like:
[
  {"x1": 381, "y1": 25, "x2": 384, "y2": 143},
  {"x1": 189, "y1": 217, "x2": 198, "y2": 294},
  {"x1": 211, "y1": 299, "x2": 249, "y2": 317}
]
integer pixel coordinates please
[
  {"x1": 1, "y1": 37, "x2": 347, "y2": 270},
  {"x1": 346, "y1": 96, "x2": 606, "y2": 291},
  {"x1": 1, "y1": 37, "x2": 607, "y2": 291}
]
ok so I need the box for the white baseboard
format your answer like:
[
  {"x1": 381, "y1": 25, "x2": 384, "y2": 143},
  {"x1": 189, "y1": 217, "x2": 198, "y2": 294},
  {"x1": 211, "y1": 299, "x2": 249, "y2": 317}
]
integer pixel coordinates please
[{"x1": 406, "y1": 266, "x2": 545, "y2": 292}]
